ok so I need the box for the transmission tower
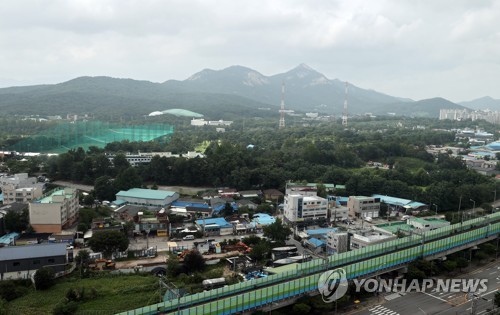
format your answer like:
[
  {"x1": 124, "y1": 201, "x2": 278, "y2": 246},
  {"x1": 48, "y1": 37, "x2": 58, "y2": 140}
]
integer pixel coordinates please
[
  {"x1": 279, "y1": 82, "x2": 286, "y2": 129},
  {"x1": 342, "y1": 81, "x2": 348, "y2": 127}
]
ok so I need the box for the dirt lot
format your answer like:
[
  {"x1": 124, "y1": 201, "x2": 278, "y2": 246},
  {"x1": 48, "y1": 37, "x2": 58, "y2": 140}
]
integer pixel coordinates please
[{"x1": 115, "y1": 255, "x2": 166, "y2": 269}]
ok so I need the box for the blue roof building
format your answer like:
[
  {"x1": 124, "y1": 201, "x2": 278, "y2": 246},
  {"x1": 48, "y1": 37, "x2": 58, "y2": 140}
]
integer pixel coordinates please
[
  {"x1": 306, "y1": 237, "x2": 326, "y2": 248},
  {"x1": 306, "y1": 228, "x2": 338, "y2": 237},
  {"x1": 251, "y1": 213, "x2": 276, "y2": 227},
  {"x1": 195, "y1": 217, "x2": 233, "y2": 236}
]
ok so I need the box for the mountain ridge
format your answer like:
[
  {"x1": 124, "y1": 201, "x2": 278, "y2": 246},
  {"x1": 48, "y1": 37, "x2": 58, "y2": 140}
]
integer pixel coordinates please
[{"x1": 0, "y1": 64, "x2": 472, "y2": 118}]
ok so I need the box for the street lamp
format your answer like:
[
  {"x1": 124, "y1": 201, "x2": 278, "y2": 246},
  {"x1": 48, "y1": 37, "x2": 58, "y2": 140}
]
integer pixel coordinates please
[
  {"x1": 470, "y1": 199, "x2": 476, "y2": 218},
  {"x1": 433, "y1": 204, "x2": 438, "y2": 216}
]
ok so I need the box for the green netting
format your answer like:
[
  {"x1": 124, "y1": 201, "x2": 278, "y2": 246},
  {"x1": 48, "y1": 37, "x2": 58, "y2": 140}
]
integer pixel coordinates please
[{"x1": 10, "y1": 121, "x2": 174, "y2": 153}]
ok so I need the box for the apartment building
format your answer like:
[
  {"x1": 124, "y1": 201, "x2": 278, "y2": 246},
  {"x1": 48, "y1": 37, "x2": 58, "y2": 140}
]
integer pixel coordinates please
[
  {"x1": 0, "y1": 173, "x2": 44, "y2": 204},
  {"x1": 29, "y1": 188, "x2": 79, "y2": 233}
]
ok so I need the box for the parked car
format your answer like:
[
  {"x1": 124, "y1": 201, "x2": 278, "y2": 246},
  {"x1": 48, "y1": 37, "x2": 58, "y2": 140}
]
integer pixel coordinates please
[{"x1": 182, "y1": 235, "x2": 195, "y2": 241}]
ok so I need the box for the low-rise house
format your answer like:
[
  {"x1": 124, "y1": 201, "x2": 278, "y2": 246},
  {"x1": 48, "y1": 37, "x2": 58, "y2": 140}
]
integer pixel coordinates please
[
  {"x1": 195, "y1": 217, "x2": 234, "y2": 236},
  {"x1": 236, "y1": 199, "x2": 258, "y2": 210},
  {"x1": 238, "y1": 190, "x2": 262, "y2": 199},
  {"x1": 263, "y1": 189, "x2": 284, "y2": 203}
]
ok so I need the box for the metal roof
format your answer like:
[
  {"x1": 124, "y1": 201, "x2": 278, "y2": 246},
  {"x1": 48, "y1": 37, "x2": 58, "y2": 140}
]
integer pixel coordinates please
[
  {"x1": 307, "y1": 237, "x2": 325, "y2": 248},
  {"x1": 116, "y1": 188, "x2": 176, "y2": 200},
  {"x1": 195, "y1": 217, "x2": 233, "y2": 228},
  {"x1": 0, "y1": 243, "x2": 66, "y2": 261},
  {"x1": 306, "y1": 228, "x2": 338, "y2": 236}
]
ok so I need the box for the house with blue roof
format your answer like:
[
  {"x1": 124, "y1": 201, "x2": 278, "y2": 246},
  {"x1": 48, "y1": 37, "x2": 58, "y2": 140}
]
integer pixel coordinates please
[
  {"x1": 195, "y1": 217, "x2": 234, "y2": 236},
  {"x1": 115, "y1": 188, "x2": 179, "y2": 207},
  {"x1": 251, "y1": 213, "x2": 276, "y2": 228},
  {"x1": 305, "y1": 237, "x2": 326, "y2": 249}
]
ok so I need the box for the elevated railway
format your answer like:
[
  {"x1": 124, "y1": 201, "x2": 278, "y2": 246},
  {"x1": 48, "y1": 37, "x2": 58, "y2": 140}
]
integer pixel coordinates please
[{"x1": 119, "y1": 212, "x2": 500, "y2": 315}]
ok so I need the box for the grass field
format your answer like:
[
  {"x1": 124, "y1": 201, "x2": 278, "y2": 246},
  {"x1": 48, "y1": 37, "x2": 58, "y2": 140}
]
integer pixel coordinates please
[{"x1": 7, "y1": 273, "x2": 160, "y2": 315}]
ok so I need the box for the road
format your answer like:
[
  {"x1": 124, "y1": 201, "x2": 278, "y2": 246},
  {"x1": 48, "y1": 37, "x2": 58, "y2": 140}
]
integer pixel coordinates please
[{"x1": 356, "y1": 260, "x2": 499, "y2": 315}]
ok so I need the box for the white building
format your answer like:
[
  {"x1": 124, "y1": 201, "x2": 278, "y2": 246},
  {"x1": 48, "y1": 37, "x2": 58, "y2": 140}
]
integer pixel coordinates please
[
  {"x1": 330, "y1": 206, "x2": 349, "y2": 222},
  {"x1": 284, "y1": 195, "x2": 328, "y2": 223},
  {"x1": 29, "y1": 188, "x2": 79, "y2": 233},
  {"x1": 348, "y1": 196, "x2": 380, "y2": 219},
  {"x1": 326, "y1": 232, "x2": 349, "y2": 253},
  {"x1": 0, "y1": 173, "x2": 44, "y2": 204},
  {"x1": 407, "y1": 217, "x2": 450, "y2": 231},
  {"x1": 350, "y1": 229, "x2": 396, "y2": 250}
]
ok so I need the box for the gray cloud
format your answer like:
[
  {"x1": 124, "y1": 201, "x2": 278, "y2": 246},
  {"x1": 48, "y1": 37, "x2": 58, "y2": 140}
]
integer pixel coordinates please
[{"x1": 0, "y1": 0, "x2": 499, "y2": 102}]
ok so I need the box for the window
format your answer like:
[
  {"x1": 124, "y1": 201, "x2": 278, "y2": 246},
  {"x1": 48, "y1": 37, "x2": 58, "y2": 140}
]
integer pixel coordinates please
[
  {"x1": 33, "y1": 260, "x2": 40, "y2": 265},
  {"x1": 48, "y1": 258, "x2": 55, "y2": 263},
  {"x1": 12, "y1": 262, "x2": 20, "y2": 267}
]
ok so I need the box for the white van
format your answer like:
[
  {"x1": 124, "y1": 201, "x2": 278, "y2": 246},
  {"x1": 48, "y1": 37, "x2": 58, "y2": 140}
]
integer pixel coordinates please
[{"x1": 183, "y1": 235, "x2": 195, "y2": 241}]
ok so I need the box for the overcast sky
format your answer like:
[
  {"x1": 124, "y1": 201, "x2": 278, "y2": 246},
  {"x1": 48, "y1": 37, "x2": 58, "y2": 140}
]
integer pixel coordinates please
[{"x1": 0, "y1": 0, "x2": 499, "y2": 102}]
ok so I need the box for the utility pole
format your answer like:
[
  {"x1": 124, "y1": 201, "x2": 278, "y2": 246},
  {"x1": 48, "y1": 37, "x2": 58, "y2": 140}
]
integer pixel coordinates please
[{"x1": 458, "y1": 195, "x2": 462, "y2": 224}]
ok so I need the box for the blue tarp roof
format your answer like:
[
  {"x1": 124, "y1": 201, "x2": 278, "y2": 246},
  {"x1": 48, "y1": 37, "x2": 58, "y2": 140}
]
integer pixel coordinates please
[
  {"x1": 211, "y1": 202, "x2": 237, "y2": 215},
  {"x1": 0, "y1": 193, "x2": 3, "y2": 202},
  {"x1": 306, "y1": 228, "x2": 338, "y2": 236},
  {"x1": 308, "y1": 237, "x2": 325, "y2": 248},
  {"x1": 372, "y1": 194, "x2": 412, "y2": 207}
]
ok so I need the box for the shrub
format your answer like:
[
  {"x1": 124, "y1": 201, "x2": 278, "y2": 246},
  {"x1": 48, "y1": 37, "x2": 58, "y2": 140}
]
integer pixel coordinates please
[
  {"x1": 52, "y1": 301, "x2": 79, "y2": 315},
  {"x1": 34, "y1": 266, "x2": 55, "y2": 290},
  {"x1": 0, "y1": 281, "x2": 29, "y2": 301}
]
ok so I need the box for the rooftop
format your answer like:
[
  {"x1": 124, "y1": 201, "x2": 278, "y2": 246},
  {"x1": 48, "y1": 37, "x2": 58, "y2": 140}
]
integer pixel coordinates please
[
  {"x1": 252, "y1": 213, "x2": 276, "y2": 225},
  {"x1": 307, "y1": 237, "x2": 326, "y2": 248},
  {"x1": 171, "y1": 200, "x2": 210, "y2": 209},
  {"x1": 375, "y1": 221, "x2": 414, "y2": 233},
  {"x1": 306, "y1": 228, "x2": 338, "y2": 236},
  {"x1": 38, "y1": 188, "x2": 75, "y2": 203},
  {"x1": 0, "y1": 243, "x2": 66, "y2": 261},
  {"x1": 195, "y1": 217, "x2": 232, "y2": 228},
  {"x1": 116, "y1": 188, "x2": 176, "y2": 200}
]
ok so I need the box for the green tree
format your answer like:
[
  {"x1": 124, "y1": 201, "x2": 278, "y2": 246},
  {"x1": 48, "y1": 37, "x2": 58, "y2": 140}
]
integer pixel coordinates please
[
  {"x1": 292, "y1": 303, "x2": 311, "y2": 314},
  {"x1": 182, "y1": 250, "x2": 206, "y2": 274},
  {"x1": 263, "y1": 218, "x2": 291, "y2": 245},
  {"x1": 220, "y1": 202, "x2": 234, "y2": 217},
  {"x1": 442, "y1": 260, "x2": 457, "y2": 272},
  {"x1": 112, "y1": 153, "x2": 131, "y2": 175},
  {"x1": 114, "y1": 167, "x2": 142, "y2": 191},
  {"x1": 52, "y1": 301, "x2": 79, "y2": 315},
  {"x1": 75, "y1": 249, "x2": 91, "y2": 267},
  {"x1": 0, "y1": 298, "x2": 7, "y2": 315},
  {"x1": 480, "y1": 243, "x2": 496, "y2": 256},
  {"x1": 456, "y1": 257, "x2": 469, "y2": 271},
  {"x1": 4, "y1": 208, "x2": 29, "y2": 233},
  {"x1": 88, "y1": 230, "x2": 129, "y2": 259},
  {"x1": 94, "y1": 176, "x2": 116, "y2": 201},
  {"x1": 494, "y1": 291, "x2": 500, "y2": 307},
  {"x1": 34, "y1": 267, "x2": 55, "y2": 290},
  {"x1": 249, "y1": 241, "x2": 270, "y2": 262},
  {"x1": 166, "y1": 254, "x2": 181, "y2": 278}
]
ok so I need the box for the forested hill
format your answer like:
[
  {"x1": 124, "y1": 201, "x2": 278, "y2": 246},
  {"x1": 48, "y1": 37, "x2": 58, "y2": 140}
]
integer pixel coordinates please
[
  {"x1": 0, "y1": 76, "x2": 273, "y2": 120},
  {"x1": 0, "y1": 64, "x2": 470, "y2": 118}
]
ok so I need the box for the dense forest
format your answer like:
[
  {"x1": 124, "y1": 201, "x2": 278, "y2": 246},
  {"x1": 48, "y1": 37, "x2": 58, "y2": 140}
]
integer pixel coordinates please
[{"x1": 3, "y1": 116, "x2": 499, "y2": 213}]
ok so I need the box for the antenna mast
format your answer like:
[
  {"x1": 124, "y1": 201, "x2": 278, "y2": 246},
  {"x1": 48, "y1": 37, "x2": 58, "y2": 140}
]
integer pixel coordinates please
[
  {"x1": 342, "y1": 81, "x2": 348, "y2": 127},
  {"x1": 279, "y1": 82, "x2": 286, "y2": 129}
]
